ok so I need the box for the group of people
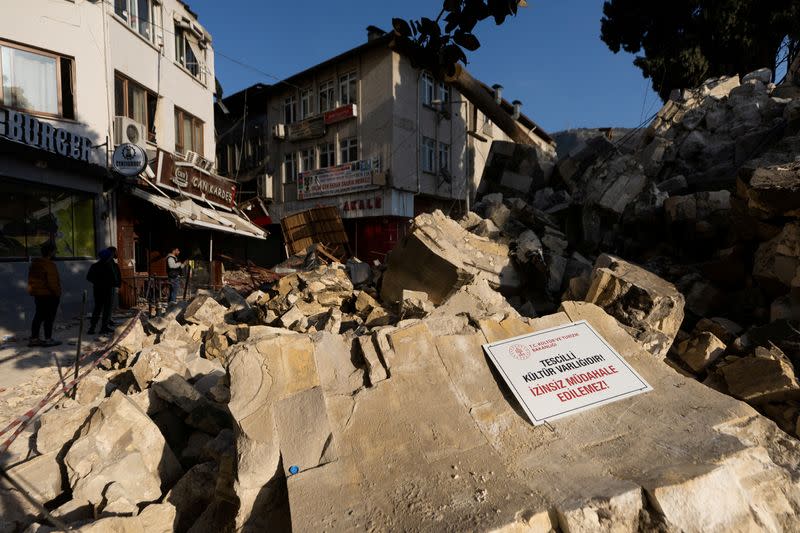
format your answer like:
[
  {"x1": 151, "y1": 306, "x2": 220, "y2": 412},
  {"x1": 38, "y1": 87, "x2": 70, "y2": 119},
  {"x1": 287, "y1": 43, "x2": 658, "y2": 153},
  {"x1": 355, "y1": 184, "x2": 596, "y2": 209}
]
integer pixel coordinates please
[{"x1": 27, "y1": 243, "x2": 185, "y2": 347}]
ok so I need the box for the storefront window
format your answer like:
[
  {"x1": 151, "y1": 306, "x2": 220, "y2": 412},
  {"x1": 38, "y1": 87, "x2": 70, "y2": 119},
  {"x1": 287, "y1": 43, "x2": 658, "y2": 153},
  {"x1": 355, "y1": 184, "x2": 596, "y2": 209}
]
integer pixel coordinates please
[{"x1": 0, "y1": 180, "x2": 95, "y2": 259}]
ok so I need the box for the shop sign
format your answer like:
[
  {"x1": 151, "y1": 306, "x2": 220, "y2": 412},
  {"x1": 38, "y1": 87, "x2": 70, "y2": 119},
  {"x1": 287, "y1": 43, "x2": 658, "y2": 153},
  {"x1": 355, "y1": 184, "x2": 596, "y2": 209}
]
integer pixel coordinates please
[
  {"x1": 341, "y1": 195, "x2": 383, "y2": 213},
  {"x1": 0, "y1": 107, "x2": 95, "y2": 163},
  {"x1": 286, "y1": 115, "x2": 326, "y2": 142},
  {"x1": 297, "y1": 156, "x2": 382, "y2": 200},
  {"x1": 323, "y1": 104, "x2": 357, "y2": 125},
  {"x1": 155, "y1": 150, "x2": 237, "y2": 208},
  {"x1": 112, "y1": 143, "x2": 148, "y2": 176},
  {"x1": 482, "y1": 321, "x2": 652, "y2": 426}
]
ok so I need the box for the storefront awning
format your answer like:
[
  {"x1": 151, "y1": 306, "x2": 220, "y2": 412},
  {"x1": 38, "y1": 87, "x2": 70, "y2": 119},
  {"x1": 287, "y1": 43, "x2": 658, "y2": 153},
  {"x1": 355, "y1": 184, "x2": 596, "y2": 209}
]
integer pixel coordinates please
[{"x1": 130, "y1": 187, "x2": 267, "y2": 240}]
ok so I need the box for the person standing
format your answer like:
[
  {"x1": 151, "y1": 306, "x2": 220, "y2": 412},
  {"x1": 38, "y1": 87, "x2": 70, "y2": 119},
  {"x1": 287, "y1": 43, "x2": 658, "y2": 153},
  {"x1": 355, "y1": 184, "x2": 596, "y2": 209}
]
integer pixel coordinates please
[
  {"x1": 27, "y1": 241, "x2": 62, "y2": 347},
  {"x1": 86, "y1": 247, "x2": 120, "y2": 335},
  {"x1": 106, "y1": 246, "x2": 121, "y2": 326},
  {"x1": 166, "y1": 247, "x2": 184, "y2": 304}
]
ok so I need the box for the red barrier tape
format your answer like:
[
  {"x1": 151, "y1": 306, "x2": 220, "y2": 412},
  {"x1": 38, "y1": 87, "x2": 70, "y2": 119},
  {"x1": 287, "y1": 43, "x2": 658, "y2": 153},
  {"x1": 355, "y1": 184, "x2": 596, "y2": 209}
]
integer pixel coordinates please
[{"x1": 0, "y1": 312, "x2": 143, "y2": 455}]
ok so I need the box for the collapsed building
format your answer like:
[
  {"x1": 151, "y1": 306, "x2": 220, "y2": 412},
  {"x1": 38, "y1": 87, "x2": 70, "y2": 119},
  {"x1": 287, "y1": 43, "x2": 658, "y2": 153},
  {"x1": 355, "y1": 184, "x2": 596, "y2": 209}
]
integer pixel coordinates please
[{"x1": 2, "y1": 67, "x2": 800, "y2": 532}]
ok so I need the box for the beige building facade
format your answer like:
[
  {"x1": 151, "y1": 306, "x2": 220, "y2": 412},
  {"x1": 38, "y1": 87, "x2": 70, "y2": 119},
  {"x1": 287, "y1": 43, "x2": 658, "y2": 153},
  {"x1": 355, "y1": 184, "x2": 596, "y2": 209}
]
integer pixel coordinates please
[
  {"x1": 0, "y1": 0, "x2": 220, "y2": 333},
  {"x1": 219, "y1": 30, "x2": 554, "y2": 261}
]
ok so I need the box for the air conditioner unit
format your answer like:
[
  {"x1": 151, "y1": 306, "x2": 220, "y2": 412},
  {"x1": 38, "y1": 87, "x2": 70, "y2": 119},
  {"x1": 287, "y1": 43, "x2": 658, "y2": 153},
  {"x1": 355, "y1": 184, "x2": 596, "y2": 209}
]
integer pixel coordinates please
[
  {"x1": 272, "y1": 124, "x2": 286, "y2": 140},
  {"x1": 183, "y1": 150, "x2": 203, "y2": 167},
  {"x1": 184, "y1": 151, "x2": 214, "y2": 172},
  {"x1": 113, "y1": 116, "x2": 147, "y2": 150},
  {"x1": 259, "y1": 174, "x2": 274, "y2": 199}
]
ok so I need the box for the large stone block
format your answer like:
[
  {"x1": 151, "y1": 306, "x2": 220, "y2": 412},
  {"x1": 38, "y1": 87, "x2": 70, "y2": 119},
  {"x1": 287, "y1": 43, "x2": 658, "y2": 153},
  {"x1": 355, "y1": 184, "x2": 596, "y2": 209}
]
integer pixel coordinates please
[
  {"x1": 64, "y1": 391, "x2": 182, "y2": 512},
  {"x1": 183, "y1": 295, "x2": 227, "y2": 328},
  {"x1": 753, "y1": 222, "x2": 800, "y2": 292},
  {"x1": 381, "y1": 210, "x2": 518, "y2": 305},
  {"x1": 226, "y1": 334, "x2": 319, "y2": 530},
  {"x1": 721, "y1": 345, "x2": 800, "y2": 403},
  {"x1": 585, "y1": 255, "x2": 685, "y2": 359}
]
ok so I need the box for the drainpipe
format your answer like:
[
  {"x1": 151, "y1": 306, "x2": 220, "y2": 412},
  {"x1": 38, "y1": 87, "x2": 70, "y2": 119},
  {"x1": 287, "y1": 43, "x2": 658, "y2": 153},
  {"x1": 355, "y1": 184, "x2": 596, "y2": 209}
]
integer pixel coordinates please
[{"x1": 416, "y1": 70, "x2": 421, "y2": 196}]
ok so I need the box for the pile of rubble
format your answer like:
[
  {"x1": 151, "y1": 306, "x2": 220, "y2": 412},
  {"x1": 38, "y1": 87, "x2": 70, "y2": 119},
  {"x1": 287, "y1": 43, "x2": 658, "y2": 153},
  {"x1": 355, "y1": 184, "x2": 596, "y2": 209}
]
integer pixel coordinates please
[
  {"x1": 474, "y1": 67, "x2": 800, "y2": 439},
  {"x1": 3, "y1": 208, "x2": 800, "y2": 530},
  {"x1": 3, "y1": 67, "x2": 800, "y2": 532}
]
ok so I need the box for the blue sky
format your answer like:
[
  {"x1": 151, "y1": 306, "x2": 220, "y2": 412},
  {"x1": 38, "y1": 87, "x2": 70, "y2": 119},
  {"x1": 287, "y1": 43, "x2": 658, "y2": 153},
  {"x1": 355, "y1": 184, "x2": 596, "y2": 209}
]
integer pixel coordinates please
[{"x1": 188, "y1": 0, "x2": 661, "y2": 133}]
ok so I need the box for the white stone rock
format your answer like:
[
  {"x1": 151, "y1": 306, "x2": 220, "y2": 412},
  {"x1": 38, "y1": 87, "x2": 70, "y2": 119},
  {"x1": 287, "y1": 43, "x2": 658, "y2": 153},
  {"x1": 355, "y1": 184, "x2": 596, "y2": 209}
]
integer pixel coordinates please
[{"x1": 64, "y1": 391, "x2": 182, "y2": 511}]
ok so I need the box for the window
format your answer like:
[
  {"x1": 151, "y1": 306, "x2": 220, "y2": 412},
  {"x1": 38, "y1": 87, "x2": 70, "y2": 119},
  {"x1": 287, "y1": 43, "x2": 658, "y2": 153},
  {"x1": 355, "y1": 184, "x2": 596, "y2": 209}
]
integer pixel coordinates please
[
  {"x1": 174, "y1": 107, "x2": 203, "y2": 155},
  {"x1": 339, "y1": 72, "x2": 357, "y2": 106},
  {"x1": 174, "y1": 27, "x2": 205, "y2": 82},
  {"x1": 114, "y1": 0, "x2": 159, "y2": 43},
  {"x1": 284, "y1": 95, "x2": 296, "y2": 124},
  {"x1": 340, "y1": 137, "x2": 358, "y2": 164},
  {"x1": 115, "y1": 74, "x2": 157, "y2": 143},
  {"x1": 0, "y1": 41, "x2": 75, "y2": 118},
  {"x1": 318, "y1": 79, "x2": 334, "y2": 113},
  {"x1": 438, "y1": 141, "x2": 450, "y2": 173},
  {"x1": 437, "y1": 81, "x2": 450, "y2": 105},
  {"x1": 300, "y1": 88, "x2": 314, "y2": 119},
  {"x1": 422, "y1": 137, "x2": 436, "y2": 173},
  {"x1": 421, "y1": 72, "x2": 435, "y2": 107},
  {"x1": 0, "y1": 180, "x2": 95, "y2": 259},
  {"x1": 318, "y1": 142, "x2": 335, "y2": 168},
  {"x1": 284, "y1": 152, "x2": 297, "y2": 183},
  {"x1": 301, "y1": 148, "x2": 315, "y2": 172},
  {"x1": 244, "y1": 134, "x2": 265, "y2": 170}
]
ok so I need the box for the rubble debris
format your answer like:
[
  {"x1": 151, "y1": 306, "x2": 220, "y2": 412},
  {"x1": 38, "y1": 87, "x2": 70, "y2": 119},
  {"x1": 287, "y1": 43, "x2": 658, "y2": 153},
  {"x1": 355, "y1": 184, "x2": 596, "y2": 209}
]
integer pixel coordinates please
[
  {"x1": 721, "y1": 344, "x2": 800, "y2": 403},
  {"x1": 381, "y1": 210, "x2": 519, "y2": 305},
  {"x1": 6, "y1": 66, "x2": 800, "y2": 533},
  {"x1": 64, "y1": 391, "x2": 182, "y2": 513},
  {"x1": 183, "y1": 294, "x2": 228, "y2": 328},
  {"x1": 584, "y1": 254, "x2": 685, "y2": 359},
  {"x1": 675, "y1": 331, "x2": 727, "y2": 373}
]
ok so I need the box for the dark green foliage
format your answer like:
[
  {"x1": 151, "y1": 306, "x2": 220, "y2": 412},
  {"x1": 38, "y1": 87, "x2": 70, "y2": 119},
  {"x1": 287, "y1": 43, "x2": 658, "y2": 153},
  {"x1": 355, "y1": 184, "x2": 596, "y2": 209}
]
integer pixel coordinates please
[
  {"x1": 392, "y1": 0, "x2": 523, "y2": 76},
  {"x1": 601, "y1": 0, "x2": 800, "y2": 101}
]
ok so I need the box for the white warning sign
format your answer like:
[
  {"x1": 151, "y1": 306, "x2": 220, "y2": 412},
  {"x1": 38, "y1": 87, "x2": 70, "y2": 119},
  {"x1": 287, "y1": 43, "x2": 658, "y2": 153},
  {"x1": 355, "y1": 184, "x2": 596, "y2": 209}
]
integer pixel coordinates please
[{"x1": 482, "y1": 321, "x2": 652, "y2": 425}]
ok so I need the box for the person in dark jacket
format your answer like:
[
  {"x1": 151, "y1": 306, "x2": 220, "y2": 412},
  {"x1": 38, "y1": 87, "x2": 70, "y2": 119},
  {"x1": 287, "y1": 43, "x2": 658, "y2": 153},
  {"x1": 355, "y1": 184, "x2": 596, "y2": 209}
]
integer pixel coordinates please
[
  {"x1": 27, "y1": 241, "x2": 61, "y2": 347},
  {"x1": 166, "y1": 247, "x2": 184, "y2": 304},
  {"x1": 87, "y1": 247, "x2": 121, "y2": 335}
]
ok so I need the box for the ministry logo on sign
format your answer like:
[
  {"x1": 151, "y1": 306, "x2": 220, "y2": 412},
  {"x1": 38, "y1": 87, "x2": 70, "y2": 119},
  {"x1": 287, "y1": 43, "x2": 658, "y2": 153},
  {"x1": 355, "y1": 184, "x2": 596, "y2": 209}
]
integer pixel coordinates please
[{"x1": 508, "y1": 344, "x2": 532, "y2": 361}]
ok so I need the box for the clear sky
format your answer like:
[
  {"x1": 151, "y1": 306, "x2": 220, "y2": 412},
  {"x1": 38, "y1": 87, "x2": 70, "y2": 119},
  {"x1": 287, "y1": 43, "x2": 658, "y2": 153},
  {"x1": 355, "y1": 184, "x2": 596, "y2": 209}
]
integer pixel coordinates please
[{"x1": 187, "y1": 0, "x2": 661, "y2": 133}]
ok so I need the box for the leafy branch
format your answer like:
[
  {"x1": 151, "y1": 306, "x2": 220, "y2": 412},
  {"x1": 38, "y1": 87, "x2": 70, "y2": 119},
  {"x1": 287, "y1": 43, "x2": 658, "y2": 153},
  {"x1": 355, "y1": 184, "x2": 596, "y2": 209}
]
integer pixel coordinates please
[{"x1": 391, "y1": 0, "x2": 526, "y2": 76}]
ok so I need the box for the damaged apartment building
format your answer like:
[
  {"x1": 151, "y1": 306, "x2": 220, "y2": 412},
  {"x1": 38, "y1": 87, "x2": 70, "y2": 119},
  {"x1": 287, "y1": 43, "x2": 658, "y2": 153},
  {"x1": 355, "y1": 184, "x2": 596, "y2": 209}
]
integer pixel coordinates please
[
  {"x1": 0, "y1": 0, "x2": 265, "y2": 334},
  {"x1": 216, "y1": 26, "x2": 555, "y2": 262}
]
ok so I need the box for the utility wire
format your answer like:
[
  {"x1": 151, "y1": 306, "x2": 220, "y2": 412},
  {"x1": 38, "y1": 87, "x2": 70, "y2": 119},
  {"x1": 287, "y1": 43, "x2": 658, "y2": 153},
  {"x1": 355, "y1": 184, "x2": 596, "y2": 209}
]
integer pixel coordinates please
[{"x1": 93, "y1": 0, "x2": 303, "y2": 90}]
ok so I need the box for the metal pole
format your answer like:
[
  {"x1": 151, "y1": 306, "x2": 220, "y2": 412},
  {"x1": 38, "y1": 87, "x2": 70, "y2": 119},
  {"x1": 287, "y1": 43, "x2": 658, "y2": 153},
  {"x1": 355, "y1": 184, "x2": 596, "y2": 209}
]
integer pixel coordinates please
[{"x1": 72, "y1": 290, "x2": 86, "y2": 400}]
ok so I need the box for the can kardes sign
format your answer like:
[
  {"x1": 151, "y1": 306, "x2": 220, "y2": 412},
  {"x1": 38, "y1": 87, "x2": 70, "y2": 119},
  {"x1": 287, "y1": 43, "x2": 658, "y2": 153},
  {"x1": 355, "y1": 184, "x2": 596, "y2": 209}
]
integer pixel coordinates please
[
  {"x1": 297, "y1": 156, "x2": 381, "y2": 200},
  {"x1": 155, "y1": 150, "x2": 237, "y2": 208},
  {"x1": 0, "y1": 107, "x2": 94, "y2": 163},
  {"x1": 482, "y1": 321, "x2": 652, "y2": 425}
]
